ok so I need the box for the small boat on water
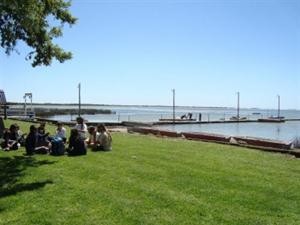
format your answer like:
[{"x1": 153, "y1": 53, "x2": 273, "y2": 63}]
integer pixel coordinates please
[
  {"x1": 159, "y1": 118, "x2": 196, "y2": 122},
  {"x1": 252, "y1": 112, "x2": 261, "y2": 115},
  {"x1": 258, "y1": 117, "x2": 285, "y2": 123},
  {"x1": 258, "y1": 95, "x2": 286, "y2": 123},
  {"x1": 230, "y1": 116, "x2": 247, "y2": 121}
]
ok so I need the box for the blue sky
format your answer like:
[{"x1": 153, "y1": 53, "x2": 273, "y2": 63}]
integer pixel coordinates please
[{"x1": 1, "y1": 0, "x2": 299, "y2": 109}]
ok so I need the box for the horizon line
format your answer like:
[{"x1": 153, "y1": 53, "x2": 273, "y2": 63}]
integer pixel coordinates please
[{"x1": 7, "y1": 101, "x2": 300, "y2": 111}]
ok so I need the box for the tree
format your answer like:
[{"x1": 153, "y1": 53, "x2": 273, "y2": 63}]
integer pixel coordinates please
[{"x1": 0, "y1": 0, "x2": 76, "y2": 67}]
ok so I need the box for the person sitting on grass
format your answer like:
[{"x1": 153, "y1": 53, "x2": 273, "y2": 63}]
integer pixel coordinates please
[
  {"x1": 74, "y1": 116, "x2": 87, "y2": 140},
  {"x1": 15, "y1": 124, "x2": 26, "y2": 147},
  {"x1": 25, "y1": 125, "x2": 37, "y2": 155},
  {"x1": 37, "y1": 122, "x2": 50, "y2": 142},
  {"x1": 55, "y1": 122, "x2": 67, "y2": 143},
  {"x1": 36, "y1": 123, "x2": 51, "y2": 154},
  {"x1": 74, "y1": 117, "x2": 87, "y2": 140},
  {"x1": 1, "y1": 124, "x2": 20, "y2": 151},
  {"x1": 86, "y1": 126, "x2": 96, "y2": 148},
  {"x1": 67, "y1": 129, "x2": 87, "y2": 156},
  {"x1": 93, "y1": 124, "x2": 112, "y2": 151}
]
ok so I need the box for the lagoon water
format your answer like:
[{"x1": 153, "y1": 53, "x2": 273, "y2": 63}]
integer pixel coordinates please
[
  {"x1": 157, "y1": 121, "x2": 300, "y2": 142},
  {"x1": 44, "y1": 105, "x2": 300, "y2": 142}
]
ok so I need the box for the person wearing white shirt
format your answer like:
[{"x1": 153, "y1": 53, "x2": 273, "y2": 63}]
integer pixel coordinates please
[
  {"x1": 93, "y1": 124, "x2": 112, "y2": 151},
  {"x1": 86, "y1": 126, "x2": 96, "y2": 148},
  {"x1": 74, "y1": 117, "x2": 87, "y2": 140},
  {"x1": 55, "y1": 122, "x2": 67, "y2": 142}
]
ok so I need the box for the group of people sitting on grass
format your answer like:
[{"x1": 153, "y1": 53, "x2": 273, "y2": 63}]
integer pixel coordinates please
[{"x1": 1, "y1": 117, "x2": 112, "y2": 156}]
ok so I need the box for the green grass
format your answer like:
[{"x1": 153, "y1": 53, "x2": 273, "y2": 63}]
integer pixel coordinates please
[{"x1": 1, "y1": 119, "x2": 300, "y2": 225}]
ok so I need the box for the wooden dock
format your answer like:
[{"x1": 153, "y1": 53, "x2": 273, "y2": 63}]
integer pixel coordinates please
[{"x1": 154, "y1": 119, "x2": 257, "y2": 125}]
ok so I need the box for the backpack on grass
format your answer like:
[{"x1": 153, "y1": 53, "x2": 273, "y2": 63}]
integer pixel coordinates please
[{"x1": 50, "y1": 137, "x2": 65, "y2": 156}]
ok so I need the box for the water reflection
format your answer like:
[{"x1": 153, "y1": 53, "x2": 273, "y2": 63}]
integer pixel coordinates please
[{"x1": 276, "y1": 125, "x2": 281, "y2": 140}]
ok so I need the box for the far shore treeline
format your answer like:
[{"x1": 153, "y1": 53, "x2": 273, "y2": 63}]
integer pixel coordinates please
[
  {"x1": 6, "y1": 103, "x2": 114, "y2": 117},
  {"x1": 33, "y1": 108, "x2": 114, "y2": 117}
]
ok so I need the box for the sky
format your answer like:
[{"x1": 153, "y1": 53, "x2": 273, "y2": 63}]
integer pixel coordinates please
[{"x1": 0, "y1": 0, "x2": 299, "y2": 109}]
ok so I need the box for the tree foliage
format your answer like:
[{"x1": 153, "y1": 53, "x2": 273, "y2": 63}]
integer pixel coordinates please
[{"x1": 0, "y1": 0, "x2": 76, "y2": 67}]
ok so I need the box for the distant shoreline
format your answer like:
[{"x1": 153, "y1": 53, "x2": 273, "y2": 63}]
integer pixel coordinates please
[
  {"x1": 6, "y1": 102, "x2": 299, "y2": 111},
  {"x1": 7, "y1": 101, "x2": 234, "y2": 109}
]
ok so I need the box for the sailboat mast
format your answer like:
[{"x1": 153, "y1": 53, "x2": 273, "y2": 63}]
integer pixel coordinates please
[
  {"x1": 237, "y1": 91, "x2": 240, "y2": 120},
  {"x1": 172, "y1": 89, "x2": 175, "y2": 124},
  {"x1": 277, "y1": 95, "x2": 280, "y2": 118}
]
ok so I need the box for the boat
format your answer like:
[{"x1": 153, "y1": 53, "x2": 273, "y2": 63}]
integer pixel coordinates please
[
  {"x1": 230, "y1": 116, "x2": 247, "y2": 121},
  {"x1": 258, "y1": 116, "x2": 285, "y2": 123},
  {"x1": 258, "y1": 95, "x2": 286, "y2": 123},
  {"x1": 159, "y1": 118, "x2": 196, "y2": 122}
]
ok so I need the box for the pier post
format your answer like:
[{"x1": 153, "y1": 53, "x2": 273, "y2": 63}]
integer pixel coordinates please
[{"x1": 198, "y1": 113, "x2": 202, "y2": 121}]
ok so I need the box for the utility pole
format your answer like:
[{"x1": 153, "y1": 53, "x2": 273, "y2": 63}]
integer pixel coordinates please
[
  {"x1": 172, "y1": 89, "x2": 175, "y2": 124},
  {"x1": 78, "y1": 83, "x2": 81, "y2": 117},
  {"x1": 237, "y1": 91, "x2": 240, "y2": 120}
]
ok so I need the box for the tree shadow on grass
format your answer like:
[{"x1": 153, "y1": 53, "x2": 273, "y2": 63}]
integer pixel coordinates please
[{"x1": 0, "y1": 156, "x2": 55, "y2": 199}]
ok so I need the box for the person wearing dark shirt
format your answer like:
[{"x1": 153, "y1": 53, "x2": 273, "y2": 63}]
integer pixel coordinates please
[
  {"x1": 25, "y1": 125, "x2": 37, "y2": 155},
  {"x1": 67, "y1": 129, "x2": 86, "y2": 156},
  {"x1": 1, "y1": 124, "x2": 19, "y2": 150},
  {"x1": 36, "y1": 123, "x2": 50, "y2": 152}
]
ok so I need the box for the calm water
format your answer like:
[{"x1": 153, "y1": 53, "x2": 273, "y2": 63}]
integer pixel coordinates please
[
  {"x1": 157, "y1": 121, "x2": 300, "y2": 142},
  {"x1": 32, "y1": 105, "x2": 300, "y2": 142},
  {"x1": 44, "y1": 105, "x2": 300, "y2": 122}
]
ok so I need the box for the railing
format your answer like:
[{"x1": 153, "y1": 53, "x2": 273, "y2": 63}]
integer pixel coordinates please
[{"x1": 5, "y1": 109, "x2": 35, "y2": 118}]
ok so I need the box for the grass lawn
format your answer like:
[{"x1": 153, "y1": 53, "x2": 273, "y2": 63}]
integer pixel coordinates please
[{"x1": 1, "y1": 119, "x2": 300, "y2": 225}]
